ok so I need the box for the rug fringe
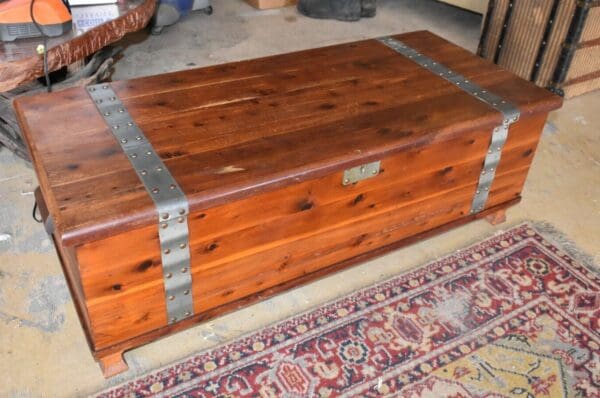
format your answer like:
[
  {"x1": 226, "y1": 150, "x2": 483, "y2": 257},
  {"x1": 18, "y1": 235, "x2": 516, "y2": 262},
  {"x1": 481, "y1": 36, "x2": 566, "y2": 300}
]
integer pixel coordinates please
[{"x1": 530, "y1": 220, "x2": 599, "y2": 274}]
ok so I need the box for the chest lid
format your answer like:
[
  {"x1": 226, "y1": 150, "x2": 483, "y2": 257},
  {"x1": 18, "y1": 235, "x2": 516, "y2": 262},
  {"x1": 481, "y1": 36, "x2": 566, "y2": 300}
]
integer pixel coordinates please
[{"x1": 15, "y1": 31, "x2": 561, "y2": 246}]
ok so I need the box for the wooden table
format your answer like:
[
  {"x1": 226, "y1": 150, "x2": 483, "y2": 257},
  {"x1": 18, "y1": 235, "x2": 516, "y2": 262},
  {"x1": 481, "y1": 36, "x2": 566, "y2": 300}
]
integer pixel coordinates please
[
  {"x1": 0, "y1": 0, "x2": 156, "y2": 159},
  {"x1": 0, "y1": 0, "x2": 156, "y2": 92}
]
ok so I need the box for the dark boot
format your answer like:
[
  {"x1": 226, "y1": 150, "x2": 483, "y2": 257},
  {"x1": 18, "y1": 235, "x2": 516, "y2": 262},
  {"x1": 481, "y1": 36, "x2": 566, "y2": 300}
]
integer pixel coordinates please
[
  {"x1": 297, "y1": 0, "x2": 377, "y2": 22},
  {"x1": 361, "y1": 0, "x2": 377, "y2": 18}
]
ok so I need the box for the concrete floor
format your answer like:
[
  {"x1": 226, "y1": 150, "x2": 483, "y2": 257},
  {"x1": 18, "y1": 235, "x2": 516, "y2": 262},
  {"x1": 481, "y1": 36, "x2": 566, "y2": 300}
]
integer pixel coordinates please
[{"x1": 1, "y1": 0, "x2": 598, "y2": 396}]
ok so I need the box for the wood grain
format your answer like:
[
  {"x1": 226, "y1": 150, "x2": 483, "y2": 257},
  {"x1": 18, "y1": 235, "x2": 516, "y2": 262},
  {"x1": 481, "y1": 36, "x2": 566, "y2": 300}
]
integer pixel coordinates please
[
  {"x1": 15, "y1": 31, "x2": 562, "y2": 247},
  {"x1": 90, "y1": 198, "x2": 521, "y2": 367},
  {"x1": 77, "y1": 112, "x2": 547, "y2": 349}
]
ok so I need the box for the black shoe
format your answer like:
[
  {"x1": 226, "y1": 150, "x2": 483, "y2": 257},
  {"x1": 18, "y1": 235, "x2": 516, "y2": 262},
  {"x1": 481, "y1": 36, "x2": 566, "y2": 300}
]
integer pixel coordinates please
[{"x1": 297, "y1": 0, "x2": 376, "y2": 22}]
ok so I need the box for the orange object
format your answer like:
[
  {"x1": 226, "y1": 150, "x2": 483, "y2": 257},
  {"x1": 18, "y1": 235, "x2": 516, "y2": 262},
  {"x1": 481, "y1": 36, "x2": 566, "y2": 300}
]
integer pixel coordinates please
[{"x1": 0, "y1": 0, "x2": 72, "y2": 41}]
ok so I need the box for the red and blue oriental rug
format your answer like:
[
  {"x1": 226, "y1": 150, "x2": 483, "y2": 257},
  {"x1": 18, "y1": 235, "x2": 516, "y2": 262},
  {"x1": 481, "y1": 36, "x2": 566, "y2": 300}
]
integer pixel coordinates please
[{"x1": 98, "y1": 223, "x2": 599, "y2": 397}]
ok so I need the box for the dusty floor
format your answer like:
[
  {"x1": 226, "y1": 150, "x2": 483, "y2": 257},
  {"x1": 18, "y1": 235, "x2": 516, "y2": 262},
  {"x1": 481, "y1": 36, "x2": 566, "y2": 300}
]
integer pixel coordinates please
[{"x1": 1, "y1": 0, "x2": 598, "y2": 396}]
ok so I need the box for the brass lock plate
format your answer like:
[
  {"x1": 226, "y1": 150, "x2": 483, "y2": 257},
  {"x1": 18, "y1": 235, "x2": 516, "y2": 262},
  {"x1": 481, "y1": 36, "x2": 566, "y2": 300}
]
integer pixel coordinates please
[{"x1": 342, "y1": 161, "x2": 381, "y2": 186}]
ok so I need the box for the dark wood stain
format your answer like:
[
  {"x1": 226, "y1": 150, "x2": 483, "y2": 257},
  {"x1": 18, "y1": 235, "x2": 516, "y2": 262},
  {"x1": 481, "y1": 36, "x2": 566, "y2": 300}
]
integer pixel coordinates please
[
  {"x1": 100, "y1": 147, "x2": 119, "y2": 157},
  {"x1": 299, "y1": 199, "x2": 314, "y2": 211},
  {"x1": 353, "y1": 234, "x2": 368, "y2": 247},
  {"x1": 440, "y1": 166, "x2": 454, "y2": 176},
  {"x1": 135, "y1": 312, "x2": 150, "y2": 324},
  {"x1": 353, "y1": 194, "x2": 365, "y2": 205},
  {"x1": 137, "y1": 259, "x2": 155, "y2": 273},
  {"x1": 319, "y1": 103, "x2": 336, "y2": 110}
]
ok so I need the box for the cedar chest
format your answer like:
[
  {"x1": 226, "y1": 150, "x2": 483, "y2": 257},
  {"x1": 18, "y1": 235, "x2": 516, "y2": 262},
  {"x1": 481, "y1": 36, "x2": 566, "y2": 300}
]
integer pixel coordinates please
[{"x1": 14, "y1": 31, "x2": 562, "y2": 377}]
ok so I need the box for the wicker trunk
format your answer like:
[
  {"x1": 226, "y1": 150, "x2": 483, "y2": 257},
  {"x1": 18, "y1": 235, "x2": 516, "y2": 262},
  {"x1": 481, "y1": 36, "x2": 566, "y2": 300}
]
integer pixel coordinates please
[{"x1": 479, "y1": 0, "x2": 600, "y2": 98}]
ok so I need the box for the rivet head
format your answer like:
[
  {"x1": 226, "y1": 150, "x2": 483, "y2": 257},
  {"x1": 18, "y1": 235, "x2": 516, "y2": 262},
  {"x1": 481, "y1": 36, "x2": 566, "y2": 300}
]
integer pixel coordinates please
[
  {"x1": 488, "y1": 149, "x2": 492, "y2": 154},
  {"x1": 166, "y1": 272, "x2": 172, "y2": 278},
  {"x1": 164, "y1": 248, "x2": 171, "y2": 254},
  {"x1": 180, "y1": 243, "x2": 187, "y2": 249},
  {"x1": 343, "y1": 178, "x2": 350, "y2": 184},
  {"x1": 156, "y1": 166, "x2": 163, "y2": 171},
  {"x1": 482, "y1": 170, "x2": 486, "y2": 175},
  {"x1": 170, "y1": 317, "x2": 177, "y2": 323},
  {"x1": 170, "y1": 184, "x2": 176, "y2": 190},
  {"x1": 131, "y1": 153, "x2": 137, "y2": 158},
  {"x1": 110, "y1": 97, "x2": 116, "y2": 101},
  {"x1": 152, "y1": 188, "x2": 160, "y2": 194},
  {"x1": 185, "y1": 311, "x2": 191, "y2": 316},
  {"x1": 113, "y1": 125, "x2": 119, "y2": 130},
  {"x1": 104, "y1": 111, "x2": 110, "y2": 116},
  {"x1": 89, "y1": 87, "x2": 96, "y2": 92},
  {"x1": 118, "y1": 108, "x2": 125, "y2": 113},
  {"x1": 184, "y1": 290, "x2": 190, "y2": 295},
  {"x1": 168, "y1": 295, "x2": 175, "y2": 301},
  {"x1": 127, "y1": 122, "x2": 133, "y2": 127},
  {"x1": 372, "y1": 169, "x2": 377, "y2": 175},
  {"x1": 136, "y1": 136, "x2": 142, "y2": 141},
  {"x1": 181, "y1": 267, "x2": 188, "y2": 273},
  {"x1": 121, "y1": 138, "x2": 127, "y2": 144},
  {"x1": 102, "y1": 84, "x2": 109, "y2": 89},
  {"x1": 476, "y1": 190, "x2": 481, "y2": 194},
  {"x1": 146, "y1": 151, "x2": 152, "y2": 156},
  {"x1": 178, "y1": 216, "x2": 185, "y2": 223},
  {"x1": 162, "y1": 213, "x2": 169, "y2": 220},
  {"x1": 179, "y1": 209, "x2": 185, "y2": 215},
  {"x1": 161, "y1": 223, "x2": 168, "y2": 229},
  {"x1": 95, "y1": 99, "x2": 102, "y2": 104},
  {"x1": 141, "y1": 170, "x2": 147, "y2": 175}
]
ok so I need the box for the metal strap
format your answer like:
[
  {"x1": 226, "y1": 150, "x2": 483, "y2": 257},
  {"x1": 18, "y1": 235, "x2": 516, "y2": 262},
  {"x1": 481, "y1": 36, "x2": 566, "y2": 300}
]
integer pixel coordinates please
[
  {"x1": 87, "y1": 83, "x2": 194, "y2": 324},
  {"x1": 378, "y1": 37, "x2": 521, "y2": 214}
]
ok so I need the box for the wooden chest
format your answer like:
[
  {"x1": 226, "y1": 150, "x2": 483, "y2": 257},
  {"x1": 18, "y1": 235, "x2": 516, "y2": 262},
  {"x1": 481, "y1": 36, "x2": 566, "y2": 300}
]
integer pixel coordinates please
[
  {"x1": 14, "y1": 31, "x2": 562, "y2": 377},
  {"x1": 479, "y1": 0, "x2": 600, "y2": 98}
]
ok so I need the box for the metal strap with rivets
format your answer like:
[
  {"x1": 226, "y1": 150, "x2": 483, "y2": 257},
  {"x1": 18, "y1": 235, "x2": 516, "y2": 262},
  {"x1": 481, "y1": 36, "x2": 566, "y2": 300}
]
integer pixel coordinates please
[
  {"x1": 378, "y1": 37, "x2": 521, "y2": 214},
  {"x1": 87, "y1": 83, "x2": 194, "y2": 324}
]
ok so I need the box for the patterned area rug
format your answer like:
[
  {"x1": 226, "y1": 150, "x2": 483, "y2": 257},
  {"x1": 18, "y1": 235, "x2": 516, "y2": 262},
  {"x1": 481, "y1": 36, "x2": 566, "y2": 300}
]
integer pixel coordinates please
[{"x1": 98, "y1": 223, "x2": 599, "y2": 397}]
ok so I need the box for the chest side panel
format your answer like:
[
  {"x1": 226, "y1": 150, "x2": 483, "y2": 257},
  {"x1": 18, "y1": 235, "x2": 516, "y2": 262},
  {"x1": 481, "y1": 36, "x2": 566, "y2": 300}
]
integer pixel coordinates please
[{"x1": 75, "y1": 112, "x2": 548, "y2": 349}]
